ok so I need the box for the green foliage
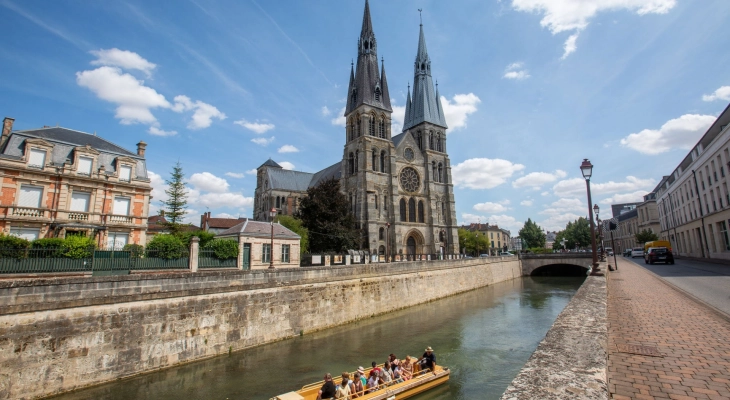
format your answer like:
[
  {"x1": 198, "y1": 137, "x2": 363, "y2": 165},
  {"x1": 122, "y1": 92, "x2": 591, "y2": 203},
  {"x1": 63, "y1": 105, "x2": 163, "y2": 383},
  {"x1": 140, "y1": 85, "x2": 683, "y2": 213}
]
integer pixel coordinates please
[
  {"x1": 31, "y1": 238, "x2": 65, "y2": 258},
  {"x1": 518, "y1": 218, "x2": 546, "y2": 249},
  {"x1": 0, "y1": 234, "x2": 31, "y2": 259},
  {"x1": 560, "y1": 217, "x2": 592, "y2": 249},
  {"x1": 146, "y1": 234, "x2": 187, "y2": 259},
  {"x1": 296, "y1": 178, "x2": 360, "y2": 252},
  {"x1": 529, "y1": 247, "x2": 553, "y2": 254},
  {"x1": 179, "y1": 230, "x2": 216, "y2": 248},
  {"x1": 275, "y1": 215, "x2": 309, "y2": 254},
  {"x1": 458, "y1": 228, "x2": 490, "y2": 256},
  {"x1": 61, "y1": 236, "x2": 96, "y2": 259},
  {"x1": 635, "y1": 229, "x2": 659, "y2": 244},
  {"x1": 202, "y1": 239, "x2": 239, "y2": 260},
  {"x1": 122, "y1": 243, "x2": 145, "y2": 258},
  {"x1": 163, "y1": 162, "x2": 189, "y2": 236},
  {"x1": 552, "y1": 230, "x2": 566, "y2": 250}
]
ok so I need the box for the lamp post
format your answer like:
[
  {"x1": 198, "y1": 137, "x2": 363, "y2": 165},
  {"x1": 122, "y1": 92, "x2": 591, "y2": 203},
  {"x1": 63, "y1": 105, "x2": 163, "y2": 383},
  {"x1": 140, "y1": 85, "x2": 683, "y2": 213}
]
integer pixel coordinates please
[
  {"x1": 581, "y1": 159, "x2": 600, "y2": 274},
  {"x1": 269, "y1": 207, "x2": 277, "y2": 269}
]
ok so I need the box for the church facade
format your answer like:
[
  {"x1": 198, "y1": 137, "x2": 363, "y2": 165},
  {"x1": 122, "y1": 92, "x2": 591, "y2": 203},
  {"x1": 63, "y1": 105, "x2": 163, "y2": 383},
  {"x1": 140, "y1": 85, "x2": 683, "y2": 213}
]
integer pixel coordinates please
[{"x1": 253, "y1": 0, "x2": 459, "y2": 256}]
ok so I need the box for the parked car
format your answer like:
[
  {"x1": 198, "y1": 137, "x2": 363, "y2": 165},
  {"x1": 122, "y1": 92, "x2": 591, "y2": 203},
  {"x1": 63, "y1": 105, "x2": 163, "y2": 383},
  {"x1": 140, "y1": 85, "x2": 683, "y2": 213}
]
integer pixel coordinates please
[
  {"x1": 644, "y1": 247, "x2": 675, "y2": 264},
  {"x1": 499, "y1": 252, "x2": 514, "y2": 256},
  {"x1": 623, "y1": 249, "x2": 632, "y2": 257},
  {"x1": 479, "y1": 254, "x2": 490, "y2": 257},
  {"x1": 631, "y1": 247, "x2": 644, "y2": 258},
  {"x1": 605, "y1": 247, "x2": 614, "y2": 256}
]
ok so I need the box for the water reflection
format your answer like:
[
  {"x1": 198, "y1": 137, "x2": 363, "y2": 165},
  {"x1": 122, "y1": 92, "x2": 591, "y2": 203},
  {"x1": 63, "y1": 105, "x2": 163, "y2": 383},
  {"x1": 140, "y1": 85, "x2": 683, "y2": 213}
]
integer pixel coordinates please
[{"x1": 50, "y1": 276, "x2": 584, "y2": 400}]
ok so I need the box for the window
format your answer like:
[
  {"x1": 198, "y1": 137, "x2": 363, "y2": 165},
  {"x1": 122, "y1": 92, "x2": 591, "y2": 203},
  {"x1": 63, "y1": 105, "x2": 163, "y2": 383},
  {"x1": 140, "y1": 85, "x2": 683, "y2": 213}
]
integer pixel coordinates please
[
  {"x1": 721, "y1": 221, "x2": 730, "y2": 251},
  {"x1": 70, "y1": 192, "x2": 91, "y2": 212},
  {"x1": 369, "y1": 115, "x2": 375, "y2": 136},
  {"x1": 438, "y1": 163, "x2": 443, "y2": 183},
  {"x1": 106, "y1": 233, "x2": 128, "y2": 250},
  {"x1": 9, "y1": 227, "x2": 40, "y2": 241},
  {"x1": 375, "y1": 88, "x2": 381, "y2": 102},
  {"x1": 77, "y1": 156, "x2": 93, "y2": 175},
  {"x1": 380, "y1": 151, "x2": 386, "y2": 173},
  {"x1": 18, "y1": 185, "x2": 43, "y2": 208},
  {"x1": 28, "y1": 148, "x2": 46, "y2": 168},
  {"x1": 119, "y1": 165, "x2": 132, "y2": 182},
  {"x1": 408, "y1": 198, "x2": 416, "y2": 222},
  {"x1": 418, "y1": 200, "x2": 424, "y2": 223},
  {"x1": 113, "y1": 197, "x2": 130, "y2": 215},
  {"x1": 355, "y1": 151, "x2": 359, "y2": 172},
  {"x1": 372, "y1": 149, "x2": 377, "y2": 171},
  {"x1": 356, "y1": 119, "x2": 361, "y2": 137},
  {"x1": 281, "y1": 244, "x2": 290, "y2": 263},
  {"x1": 400, "y1": 198, "x2": 407, "y2": 222},
  {"x1": 276, "y1": 196, "x2": 281, "y2": 208},
  {"x1": 378, "y1": 119, "x2": 385, "y2": 138},
  {"x1": 383, "y1": 195, "x2": 387, "y2": 211},
  {"x1": 262, "y1": 244, "x2": 271, "y2": 263},
  {"x1": 379, "y1": 227, "x2": 384, "y2": 240},
  {"x1": 349, "y1": 153, "x2": 355, "y2": 175}
]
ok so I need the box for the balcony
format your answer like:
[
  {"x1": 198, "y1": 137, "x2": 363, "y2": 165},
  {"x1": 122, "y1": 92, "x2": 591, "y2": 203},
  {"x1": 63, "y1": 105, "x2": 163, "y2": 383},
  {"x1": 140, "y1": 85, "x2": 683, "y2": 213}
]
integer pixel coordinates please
[
  {"x1": 7, "y1": 207, "x2": 50, "y2": 219},
  {"x1": 68, "y1": 212, "x2": 90, "y2": 221},
  {"x1": 105, "y1": 214, "x2": 133, "y2": 225}
]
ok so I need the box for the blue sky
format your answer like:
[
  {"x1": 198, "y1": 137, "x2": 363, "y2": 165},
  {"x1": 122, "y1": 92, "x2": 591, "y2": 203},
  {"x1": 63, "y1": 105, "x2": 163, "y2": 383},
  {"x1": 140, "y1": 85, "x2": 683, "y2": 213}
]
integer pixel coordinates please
[{"x1": 2, "y1": 0, "x2": 730, "y2": 234}]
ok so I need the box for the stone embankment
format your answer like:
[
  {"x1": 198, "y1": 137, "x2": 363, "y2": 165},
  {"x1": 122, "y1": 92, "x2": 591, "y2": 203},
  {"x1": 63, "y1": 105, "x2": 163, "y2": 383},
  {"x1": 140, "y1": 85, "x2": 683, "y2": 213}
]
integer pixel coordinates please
[
  {"x1": 501, "y1": 270, "x2": 608, "y2": 400},
  {"x1": 0, "y1": 257, "x2": 521, "y2": 399}
]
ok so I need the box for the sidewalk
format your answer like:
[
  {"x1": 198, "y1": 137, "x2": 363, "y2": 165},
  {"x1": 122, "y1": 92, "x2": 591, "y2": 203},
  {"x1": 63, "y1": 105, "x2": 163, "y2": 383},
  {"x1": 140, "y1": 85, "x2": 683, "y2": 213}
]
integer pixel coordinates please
[{"x1": 607, "y1": 258, "x2": 730, "y2": 399}]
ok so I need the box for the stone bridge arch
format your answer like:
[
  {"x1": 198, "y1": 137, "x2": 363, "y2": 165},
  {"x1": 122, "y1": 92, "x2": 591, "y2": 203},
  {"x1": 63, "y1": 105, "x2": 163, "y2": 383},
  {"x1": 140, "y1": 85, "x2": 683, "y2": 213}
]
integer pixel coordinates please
[{"x1": 521, "y1": 254, "x2": 593, "y2": 276}]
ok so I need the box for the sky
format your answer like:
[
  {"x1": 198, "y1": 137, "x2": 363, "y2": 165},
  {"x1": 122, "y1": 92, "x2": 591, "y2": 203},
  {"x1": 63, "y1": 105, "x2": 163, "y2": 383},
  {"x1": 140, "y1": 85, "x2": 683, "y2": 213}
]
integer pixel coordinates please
[{"x1": 2, "y1": 0, "x2": 730, "y2": 235}]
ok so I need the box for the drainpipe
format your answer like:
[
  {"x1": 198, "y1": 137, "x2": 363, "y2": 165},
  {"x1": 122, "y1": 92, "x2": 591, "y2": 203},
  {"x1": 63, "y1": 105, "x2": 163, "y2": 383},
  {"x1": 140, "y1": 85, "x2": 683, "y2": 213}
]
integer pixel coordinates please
[{"x1": 691, "y1": 170, "x2": 710, "y2": 258}]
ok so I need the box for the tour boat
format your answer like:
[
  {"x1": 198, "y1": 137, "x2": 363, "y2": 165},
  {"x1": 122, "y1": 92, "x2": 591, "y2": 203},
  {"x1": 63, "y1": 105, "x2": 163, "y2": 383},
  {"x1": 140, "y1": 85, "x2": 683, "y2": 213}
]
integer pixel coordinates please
[{"x1": 270, "y1": 363, "x2": 450, "y2": 400}]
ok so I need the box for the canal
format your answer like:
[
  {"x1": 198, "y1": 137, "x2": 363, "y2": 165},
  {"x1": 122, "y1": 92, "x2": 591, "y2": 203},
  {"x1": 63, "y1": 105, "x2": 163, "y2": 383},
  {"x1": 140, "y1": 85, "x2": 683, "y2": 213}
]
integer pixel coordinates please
[{"x1": 50, "y1": 275, "x2": 585, "y2": 400}]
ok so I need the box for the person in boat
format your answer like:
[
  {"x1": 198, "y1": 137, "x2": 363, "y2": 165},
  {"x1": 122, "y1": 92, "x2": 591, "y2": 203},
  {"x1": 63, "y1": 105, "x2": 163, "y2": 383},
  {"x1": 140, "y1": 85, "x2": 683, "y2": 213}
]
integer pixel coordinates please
[
  {"x1": 335, "y1": 377, "x2": 351, "y2": 400},
  {"x1": 351, "y1": 371, "x2": 364, "y2": 398},
  {"x1": 400, "y1": 356, "x2": 413, "y2": 380},
  {"x1": 392, "y1": 364, "x2": 403, "y2": 383},
  {"x1": 418, "y1": 346, "x2": 437, "y2": 374},
  {"x1": 369, "y1": 361, "x2": 381, "y2": 379},
  {"x1": 317, "y1": 373, "x2": 336, "y2": 400},
  {"x1": 381, "y1": 361, "x2": 394, "y2": 383},
  {"x1": 366, "y1": 373, "x2": 379, "y2": 394},
  {"x1": 388, "y1": 354, "x2": 401, "y2": 369},
  {"x1": 356, "y1": 367, "x2": 367, "y2": 387},
  {"x1": 341, "y1": 372, "x2": 355, "y2": 394}
]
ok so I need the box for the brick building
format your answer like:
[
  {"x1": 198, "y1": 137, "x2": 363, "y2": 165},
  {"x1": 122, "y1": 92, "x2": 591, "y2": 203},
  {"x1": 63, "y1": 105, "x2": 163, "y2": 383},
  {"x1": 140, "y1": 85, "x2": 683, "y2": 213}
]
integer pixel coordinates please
[{"x1": 0, "y1": 117, "x2": 151, "y2": 248}]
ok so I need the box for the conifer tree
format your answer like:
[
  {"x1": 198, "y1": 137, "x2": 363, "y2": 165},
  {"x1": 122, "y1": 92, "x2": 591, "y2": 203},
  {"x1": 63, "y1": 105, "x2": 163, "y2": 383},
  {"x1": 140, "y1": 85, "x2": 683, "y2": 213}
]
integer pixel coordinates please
[{"x1": 163, "y1": 162, "x2": 188, "y2": 235}]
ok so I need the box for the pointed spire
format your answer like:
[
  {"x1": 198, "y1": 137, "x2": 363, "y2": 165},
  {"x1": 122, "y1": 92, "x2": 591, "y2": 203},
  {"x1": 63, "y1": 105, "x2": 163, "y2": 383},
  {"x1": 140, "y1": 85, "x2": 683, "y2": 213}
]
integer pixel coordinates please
[
  {"x1": 416, "y1": 23, "x2": 430, "y2": 64},
  {"x1": 380, "y1": 58, "x2": 392, "y2": 110},
  {"x1": 404, "y1": 83, "x2": 412, "y2": 129},
  {"x1": 361, "y1": 0, "x2": 374, "y2": 36}
]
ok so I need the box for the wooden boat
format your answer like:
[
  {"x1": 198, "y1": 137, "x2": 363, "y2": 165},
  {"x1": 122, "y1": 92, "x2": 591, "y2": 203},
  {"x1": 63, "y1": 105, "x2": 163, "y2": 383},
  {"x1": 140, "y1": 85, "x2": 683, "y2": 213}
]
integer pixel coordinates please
[{"x1": 270, "y1": 363, "x2": 450, "y2": 400}]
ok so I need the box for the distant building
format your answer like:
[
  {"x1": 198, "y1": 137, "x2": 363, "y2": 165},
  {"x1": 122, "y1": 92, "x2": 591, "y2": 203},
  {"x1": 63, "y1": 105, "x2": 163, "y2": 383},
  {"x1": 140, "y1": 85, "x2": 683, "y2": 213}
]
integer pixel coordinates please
[
  {"x1": 611, "y1": 203, "x2": 641, "y2": 218},
  {"x1": 0, "y1": 117, "x2": 151, "y2": 248},
  {"x1": 545, "y1": 231, "x2": 558, "y2": 249},
  {"x1": 146, "y1": 213, "x2": 199, "y2": 239},
  {"x1": 511, "y1": 237, "x2": 522, "y2": 251},
  {"x1": 215, "y1": 219, "x2": 301, "y2": 269},
  {"x1": 200, "y1": 211, "x2": 246, "y2": 234},
  {"x1": 464, "y1": 223, "x2": 511, "y2": 253}
]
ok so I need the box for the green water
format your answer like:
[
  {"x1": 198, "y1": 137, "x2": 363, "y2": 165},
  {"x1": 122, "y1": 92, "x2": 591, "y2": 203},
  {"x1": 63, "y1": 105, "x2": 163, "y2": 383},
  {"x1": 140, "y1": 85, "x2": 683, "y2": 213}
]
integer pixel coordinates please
[{"x1": 50, "y1": 275, "x2": 585, "y2": 400}]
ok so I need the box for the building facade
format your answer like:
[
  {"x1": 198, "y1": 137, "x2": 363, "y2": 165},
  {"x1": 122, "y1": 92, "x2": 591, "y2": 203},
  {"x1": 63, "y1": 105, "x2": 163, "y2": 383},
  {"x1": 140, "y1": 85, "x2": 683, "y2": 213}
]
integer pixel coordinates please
[
  {"x1": 655, "y1": 103, "x2": 730, "y2": 259},
  {"x1": 0, "y1": 118, "x2": 151, "y2": 248},
  {"x1": 215, "y1": 219, "x2": 301, "y2": 269},
  {"x1": 253, "y1": 1, "x2": 459, "y2": 256}
]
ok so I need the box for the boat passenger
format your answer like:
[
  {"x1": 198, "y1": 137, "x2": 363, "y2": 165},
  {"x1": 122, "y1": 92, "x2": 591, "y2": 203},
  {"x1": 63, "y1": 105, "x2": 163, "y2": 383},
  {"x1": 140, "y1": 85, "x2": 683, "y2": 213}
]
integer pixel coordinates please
[
  {"x1": 317, "y1": 373, "x2": 336, "y2": 400},
  {"x1": 366, "y1": 374, "x2": 379, "y2": 393},
  {"x1": 341, "y1": 372, "x2": 355, "y2": 394},
  {"x1": 388, "y1": 354, "x2": 401, "y2": 369},
  {"x1": 351, "y1": 372, "x2": 364, "y2": 398},
  {"x1": 369, "y1": 361, "x2": 381, "y2": 378},
  {"x1": 381, "y1": 361, "x2": 393, "y2": 382},
  {"x1": 400, "y1": 357, "x2": 413, "y2": 380},
  {"x1": 335, "y1": 377, "x2": 351, "y2": 400},
  {"x1": 356, "y1": 367, "x2": 367, "y2": 386},
  {"x1": 418, "y1": 346, "x2": 437, "y2": 375}
]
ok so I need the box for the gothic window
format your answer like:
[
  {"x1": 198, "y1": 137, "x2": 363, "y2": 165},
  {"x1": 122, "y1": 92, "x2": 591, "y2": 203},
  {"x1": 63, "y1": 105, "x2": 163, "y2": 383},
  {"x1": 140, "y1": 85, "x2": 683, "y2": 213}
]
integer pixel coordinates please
[
  {"x1": 369, "y1": 114, "x2": 375, "y2": 136},
  {"x1": 439, "y1": 231, "x2": 445, "y2": 242},
  {"x1": 372, "y1": 149, "x2": 377, "y2": 171},
  {"x1": 380, "y1": 151, "x2": 386, "y2": 173},
  {"x1": 276, "y1": 196, "x2": 280, "y2": 208},
  {"x1": 357, "y1": 119, "x2": 361, "y2": 137},
  {"x1": 379, "y1": 118, "x2": 385, "y2": 138},
  {"x1": 400, "y1": 198, "x2": 406, "y2": 222},
  {"x1": 379, "y1": 227, "x2": 384, "y2": 240},
  {"x1": 432, "y1": 162, "x2": 437, "y2": 181},
  {"x1": 416, "y1": 131, "x2": 422, "y2": 149},
  {"x1": 429, "y1": 132, "x2": 435, "y2": 149},
  {"x1": 438, "y1": 163, "x2": 443, "y2": 183},
  {"x1": 384, "y1": 194, "x2": 388, "y2": 211},
  {"x1": 379, "y1": 245, "x2": 385, "y2": 255},
  {"x1": 418, "y1": 200, "x2": 424, "y2": 223},
  {"x1": 442, "y1": 202, "x2": 446, "y2": 220},
  {"x1": 355, "y1": 150, "x2": 359, "y2": 172},
  {"x1": 349, "y1": 152, "x2": 355, "y2": 175},
  {"x1": 409, "y1": 198, "x2": 416, "y2": 222},
  {"x1": 436, "y1": 134, "x2": 442, "y2": 152},
  {"x1": 375, "y1": 88, "x2": 381, "y2": 102},
  {"x1": 399, "y1": 167, "x2": 420, "y2": 192},
  {"x1": 375, "y1": 194, "x2": 378, "y2": 209}
]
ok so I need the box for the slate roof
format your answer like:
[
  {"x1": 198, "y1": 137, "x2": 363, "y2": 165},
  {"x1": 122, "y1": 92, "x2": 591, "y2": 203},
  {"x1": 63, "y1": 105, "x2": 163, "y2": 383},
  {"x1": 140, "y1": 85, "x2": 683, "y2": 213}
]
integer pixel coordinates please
[
  {"x1": 268, "y1": 168, "x2": 315, "y2": 191},
  {"x1": 617, "y1": 208, "x2": 638, "y2": 222},
  {"x1": 216, "y1": 219, "x2": 300, "y2": 239},
  {"x1": 392, "y1": 132, "x2": 409, "y2": 147},
  {"x1": 0, "y1": 126, "x2": 148, "y2": 179},
  {"x1": 309, "y1": 162, "x2": 341, "y2": 188},
  {"x1": 206, "y1": 217, "x2": 247, "y2": 229},
  {"x1": 260, "y1": 158, "x2": 282, "y2": 169}
]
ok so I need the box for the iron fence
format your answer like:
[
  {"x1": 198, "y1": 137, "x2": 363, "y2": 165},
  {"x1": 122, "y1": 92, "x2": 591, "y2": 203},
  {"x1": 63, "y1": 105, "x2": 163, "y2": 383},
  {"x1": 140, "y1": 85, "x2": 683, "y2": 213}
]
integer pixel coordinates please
[
  {"x1": 198, "y1": 249, "x2": 237, "y2": 269},
  {"x1": 0, "y1": 248, "x2": 91, "y2": 274}
]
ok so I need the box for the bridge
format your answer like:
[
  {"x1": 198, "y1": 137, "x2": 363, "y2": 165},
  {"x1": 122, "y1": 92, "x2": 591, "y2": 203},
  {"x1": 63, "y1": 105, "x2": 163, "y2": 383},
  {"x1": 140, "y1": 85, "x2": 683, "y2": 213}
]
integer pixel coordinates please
[{"x1": 520, "y1": 253, "x2": 594, "y2": 276}]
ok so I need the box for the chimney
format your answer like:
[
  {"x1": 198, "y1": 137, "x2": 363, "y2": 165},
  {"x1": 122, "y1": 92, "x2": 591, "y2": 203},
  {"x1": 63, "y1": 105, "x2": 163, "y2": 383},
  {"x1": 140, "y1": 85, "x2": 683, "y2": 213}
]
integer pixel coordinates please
[
  {"x1": 2, "y1": 117, "x2": 15, "y2": 144},
  {"x1": 136, "y1": 140, "x2": 147, "y2": 157}
]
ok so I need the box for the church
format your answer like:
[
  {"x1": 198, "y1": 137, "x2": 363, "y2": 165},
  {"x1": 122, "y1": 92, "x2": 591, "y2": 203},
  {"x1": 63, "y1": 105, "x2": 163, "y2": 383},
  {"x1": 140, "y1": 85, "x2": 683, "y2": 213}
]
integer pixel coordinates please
[{"x1": 253, "y1": 0, "x2": 459, "y2": 257}]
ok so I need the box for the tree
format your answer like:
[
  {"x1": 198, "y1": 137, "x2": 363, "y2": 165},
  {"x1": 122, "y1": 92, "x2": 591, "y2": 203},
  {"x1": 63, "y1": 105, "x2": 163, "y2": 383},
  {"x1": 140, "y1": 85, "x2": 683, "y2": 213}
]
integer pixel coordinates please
[
  {"x1": 275, "y1": 215, "x2": 309, "y2": 254},
  {"x1": 635, "y1": 229, "x2": 658, "y2": 244},
  {"x1": 519, "y1": 218, "x2": 546, "y2": 249},
  {"x1": 163, "y1": 162, "x2": 188, "y2": 236},
  {"x1": 457, "y1": 228, "x2": 489, "y2": 256},
  {"x1": 296, "y1": 178, "x2": 360, "y2": 252}
]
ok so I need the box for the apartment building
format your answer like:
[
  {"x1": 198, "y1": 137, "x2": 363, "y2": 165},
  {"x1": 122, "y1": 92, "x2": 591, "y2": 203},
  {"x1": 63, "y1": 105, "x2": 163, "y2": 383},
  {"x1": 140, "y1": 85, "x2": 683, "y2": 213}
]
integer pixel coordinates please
[
  {"x1": 0, "y1": 117, "x2": 151, "y2": 248},
  {"x1": 655, "y1": 103, "x2": 730, "y2": 259}
]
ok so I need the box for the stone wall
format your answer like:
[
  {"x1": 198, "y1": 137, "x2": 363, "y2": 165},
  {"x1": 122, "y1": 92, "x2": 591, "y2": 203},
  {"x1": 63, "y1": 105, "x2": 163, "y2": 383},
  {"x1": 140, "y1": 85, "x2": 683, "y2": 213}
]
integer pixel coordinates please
[{"x1": 0, "y1": 257, "x2": 521, "y2": 399}]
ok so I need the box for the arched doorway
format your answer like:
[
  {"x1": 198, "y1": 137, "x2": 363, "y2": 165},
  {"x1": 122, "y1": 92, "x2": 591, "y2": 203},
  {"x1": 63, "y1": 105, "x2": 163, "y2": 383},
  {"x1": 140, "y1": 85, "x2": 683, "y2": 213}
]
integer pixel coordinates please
[{"x1": 407, "y1": 236, "x2": 417, "y2": 256}]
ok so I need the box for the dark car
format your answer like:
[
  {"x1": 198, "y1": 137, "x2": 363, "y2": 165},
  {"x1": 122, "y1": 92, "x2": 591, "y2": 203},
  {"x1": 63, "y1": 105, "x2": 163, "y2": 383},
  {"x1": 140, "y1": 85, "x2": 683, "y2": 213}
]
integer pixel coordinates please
[{"x1": 644, "y1": 247, "x2": 674, "y2": 265}]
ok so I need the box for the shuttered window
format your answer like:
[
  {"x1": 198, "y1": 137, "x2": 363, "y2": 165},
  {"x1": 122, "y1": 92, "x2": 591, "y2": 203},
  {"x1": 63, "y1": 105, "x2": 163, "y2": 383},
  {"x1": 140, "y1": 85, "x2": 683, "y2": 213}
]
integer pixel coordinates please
[
  {"x1": 77, "y1": 156, "x2": 93, "y2": 175},
  {"x1": 107, "y1": 233, "x2": 128, "y2": 250},
  {"x1": 112, "y1": 197, "x2": 130, "y2": 215},
  {"x1": 18, "y1": 185, "x2": 43, "y2": 208},
  {"x1": 28, "y1": 149, "x2": 46, "y2": 168},
  {"x1": 9, "y1": 228, "x2": 40, "y2": 241},
  {"x1": 70, "y1": 192, "x2": 91, "y2": 212},
  {"x1": 119, "y1": 165, "x2": 132, "y2": 182}
]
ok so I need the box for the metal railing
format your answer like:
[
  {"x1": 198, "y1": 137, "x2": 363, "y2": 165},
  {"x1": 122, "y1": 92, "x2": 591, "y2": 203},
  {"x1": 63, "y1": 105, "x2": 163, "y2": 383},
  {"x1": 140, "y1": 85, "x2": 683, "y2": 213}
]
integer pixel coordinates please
[{"x1": 198, "y1": 248, "x2": 237, "y2": 269}]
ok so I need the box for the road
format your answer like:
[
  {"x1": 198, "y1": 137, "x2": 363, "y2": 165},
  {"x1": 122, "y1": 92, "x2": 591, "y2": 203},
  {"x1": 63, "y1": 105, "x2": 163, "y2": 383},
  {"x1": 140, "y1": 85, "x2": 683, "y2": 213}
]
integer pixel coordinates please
[{"x1": 622, "y1": 255, "x2": 730, "y2": 317}]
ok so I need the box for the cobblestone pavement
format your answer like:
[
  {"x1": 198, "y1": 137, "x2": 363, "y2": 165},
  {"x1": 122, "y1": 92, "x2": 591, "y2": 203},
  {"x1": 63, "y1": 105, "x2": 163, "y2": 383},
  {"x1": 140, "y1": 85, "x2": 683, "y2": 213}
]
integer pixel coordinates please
[{"x1": 607, "y1": 257, "x2": 730, "y2": 399}]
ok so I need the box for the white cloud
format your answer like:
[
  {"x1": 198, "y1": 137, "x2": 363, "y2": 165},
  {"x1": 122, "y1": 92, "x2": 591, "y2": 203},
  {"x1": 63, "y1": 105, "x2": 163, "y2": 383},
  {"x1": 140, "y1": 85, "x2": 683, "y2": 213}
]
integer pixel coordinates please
[
  {"x1": 321, "y1": 106, "x2": 331, "y2": 116},
  {"x1": 511, "y1": 0, "x2": 676, "y2": 57},
  {"x1": 90, "y1": 48, "x2": 156, "y2": 77},
  {"x1": 331, "y1": 107, "x2": 346, "y2": 127},
  {"x1": 148, "y1": 126, "x2": 177, "y2": 137},
  {"x1": 279, "y1": 161, "x2": 295, "y2": 170},
  {"x1": 461, "y1": 213, "x2": 522, "y2": 232},
  {"x1": 600, "y1": 190, "x2": 648, "y2": 204},
  {"x1": 513, "y1": 170, "x2": 567, "y2": 189},
  {"x1": 521, "y1": 200, "x2": 534, "y2": 206},
  {"x1": 189, "y1": 172, "x2": 229, "y2": 193},
  {"x1": 460, "y1": 213, "x2": 484, "y2": 224},
  {"x1": 225, "y1": 172, "x2": 245, "y2": 179},
  {"x1": 214, "y1": 212, "x2": 237, "y2": 219},
  {"x1": 171, "y1": 95, "x2": 226, "y2": 129},
  {"x1": 540, "y1": 198, "x2": 585, "y2": 216},
  {"x1": 246, "y1": 169, "x2": 258, "y2": 175},
  {"x1": 562, "y1": 33, "x2": 579, "y2": 59},
  {"x1": 278, "y1": 145, "x2": 299, "y2": 153},
  {"x1": 702, "y1": 86, "x2": 730, "y2": 102},
  {"x1": 539, "y1": 213, "x2": 584, "y2": 232},
  {"x1": 552, "y1": 176, "x2": 655, "y2": 198},
  {"x1": 473, "y1": 202, "x2": 510, "y2": 214},
  {"x1": 76, "y1": 66, "x2": 170, "y2": 125},
  {"x1": 148, "y1": 171, "x2": 167, "y2": 204},
  {"x1": 452, "y1": 158, "x2": 525, "y2": 189},
  {"x1": 251, "y1": 136, "x2": 275, "y2": 146},
  {"x1": 503, "y1": 62, "x2": 530, "y2": 80},
  {"x1": 234, "y1": 119, "x2": 275, "y2": 134},
  {"x1": 620, "y1": 114, "x2": 716, "y2": 155},
  {"x1": 541, "y1": 191, "x2": 550, "y2": 196},
  {"x1": 392, "y1": 105, "x2": 406, "y2": 133},
  {"x1": 441, "y1": 93, "x2": 481, "y2": 131}
]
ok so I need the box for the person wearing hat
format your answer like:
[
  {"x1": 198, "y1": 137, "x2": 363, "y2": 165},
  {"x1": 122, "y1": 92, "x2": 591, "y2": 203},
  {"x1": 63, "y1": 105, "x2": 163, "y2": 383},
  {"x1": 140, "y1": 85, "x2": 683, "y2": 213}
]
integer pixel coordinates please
[
  {"x1": 357, "y1": 367, "x2": 367, "y2": 386},
  {"x1": 418, "y1": 347, "x2": 437, "y2": 375}
]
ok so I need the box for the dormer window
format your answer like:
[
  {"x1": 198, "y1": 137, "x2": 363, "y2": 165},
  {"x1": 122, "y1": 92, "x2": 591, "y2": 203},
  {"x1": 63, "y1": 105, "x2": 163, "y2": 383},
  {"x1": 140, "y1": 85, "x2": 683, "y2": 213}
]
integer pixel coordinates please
[
  {"x1": 28, "y1": 148, "x2": 46, "y2": 169},
  {"x1": 119, "y1": 165, "x2": 132, "y2": 182},
  {"x1": 77, "y1": 156, "x2": 93, "y2": 176},
  {"x1": 375, "y1": 88, "x2": 381, "y2": 101}
]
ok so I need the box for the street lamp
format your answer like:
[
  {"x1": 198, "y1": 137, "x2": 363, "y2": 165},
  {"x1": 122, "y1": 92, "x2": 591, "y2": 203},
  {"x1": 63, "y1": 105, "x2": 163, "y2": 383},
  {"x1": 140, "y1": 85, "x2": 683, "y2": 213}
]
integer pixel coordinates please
[
  {"x1": 269, "y1": 207, "x2": 277, "y2": 269},
  {"x1": 581, "y1": 159, "x2": 600, "y2": 274}
]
